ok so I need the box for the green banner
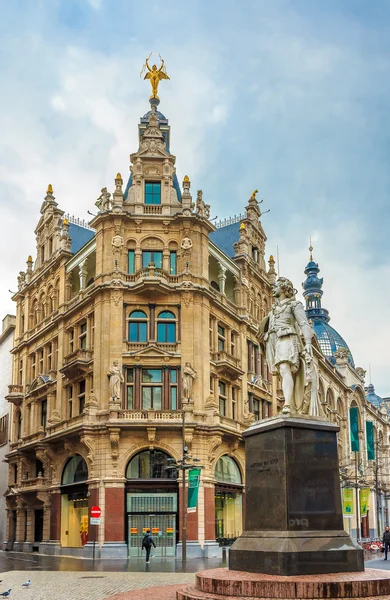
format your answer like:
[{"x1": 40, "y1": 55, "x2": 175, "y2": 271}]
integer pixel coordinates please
[
  {"x1": 187, "y1": 468, "x2": 201, "y2": 513},
  {"x1": 360, "y1": 487, "x2": 370, "y2": 517},
  {"x1": 343, "y1": 488, "x2": 354, "y2": 516},
  {"x1": 366, "y1": 421, "x2": 375, "y2": 461},
  {"x1": 349, "y1": 407, "x2": 360, "y2": 452}
]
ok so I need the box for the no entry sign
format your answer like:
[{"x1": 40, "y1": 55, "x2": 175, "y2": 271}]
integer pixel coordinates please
[{"x1": 91, "y1": 506, "x2": 101, "y2": 518}]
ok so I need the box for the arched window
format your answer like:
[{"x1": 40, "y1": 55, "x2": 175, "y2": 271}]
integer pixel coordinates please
[
  {"x1": 126, "y1": 450, "x2": 176, "y2": 479},
  {"x1": 157, "y1": 311, "x2": 176, "y2": 343},
  {"x1": 215, "y1": 456, "x2": 242, "y2": 484},
  {"x1": 62, "y1": 455, "x2": 88, "y2": 485},
  {"x1": 128, "y1": 310, "x2": 148, "y2": 343}
]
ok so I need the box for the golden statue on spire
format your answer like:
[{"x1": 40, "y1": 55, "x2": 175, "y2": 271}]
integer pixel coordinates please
[{"x1": 141, "y1": 53, "x2": 170, "y2": 100}]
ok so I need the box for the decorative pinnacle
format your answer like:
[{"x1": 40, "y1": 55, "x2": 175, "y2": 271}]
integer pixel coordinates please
[
  {"x1": 250, "y1": 189, "x2": 258, "y2": 200},
  {"x1": 47, "y1": 184, "x2": 53, "y2": 195},
  {"x1": 27, "y1": 255, "x2": 32, "y2": 263},
  {"x1": 269, "y1": 254, "x2": 274, "y2": 262},
  {"x1": 63, "y1": 218, "x2": 69, "y2": 226},
  {"x1": 183, "y1": 175, "x2": 190, "y2": 183},
  {"x1": 116, "y1": 173, "x2": 122, "y2": 181},
  {"x1": 239, "y1": 222, "x2": 246, "y2": 231},
  {"x1": 309, "y1": 236, "x2": 313, "y2": 261}
]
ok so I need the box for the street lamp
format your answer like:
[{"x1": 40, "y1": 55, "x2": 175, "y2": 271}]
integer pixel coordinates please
[{"x1": 164, "y1": 400, "x2": 203, "y2": 562}]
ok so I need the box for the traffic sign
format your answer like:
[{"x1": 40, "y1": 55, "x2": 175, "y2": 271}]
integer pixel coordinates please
[
  {"x1": 90, "y1": 517, "x2": 101, "y2": 525},
  {"x1": 91, "y1": 506, "x2": 101, "y2": 518}
]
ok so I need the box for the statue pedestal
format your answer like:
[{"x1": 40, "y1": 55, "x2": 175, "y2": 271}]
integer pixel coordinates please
[{"x1": 229, "y1": 416, "x2": 363, "y2": 576}]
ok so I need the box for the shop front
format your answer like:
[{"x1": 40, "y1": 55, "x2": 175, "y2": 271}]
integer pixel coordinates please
[
  {"x1": 60, "y1": 455, "x2": 89, "y2": 549},
  {"x1": 125, "y1": 449, "x2": 178, "y2": 557},
  {"x1": 214, "y1": 455, "x2": 243, "y2": 545}
]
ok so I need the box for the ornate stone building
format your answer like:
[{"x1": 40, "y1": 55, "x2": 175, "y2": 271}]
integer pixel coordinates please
[{"x1": 4, "y1": 90, "x2": 389, "y2": 558}]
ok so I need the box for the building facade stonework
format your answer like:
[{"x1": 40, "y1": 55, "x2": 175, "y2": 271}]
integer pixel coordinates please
[{"x1": 4, "y1": 97, "x2": 389, "y2": 557}]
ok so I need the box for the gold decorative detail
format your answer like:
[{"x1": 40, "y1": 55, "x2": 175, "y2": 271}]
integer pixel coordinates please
[
  {"x1": 47, "y1": 184, "x2": 53, "y2": 195},
  {"x1": 27, "y1": 255, "x2": 33, "y2": 262},
  {"x1": 239, "y1": 222, "x2": 246, "y2": 231},
  {"x1": 269, "y1": 255, "x2": 274, "y2": 261},
  {"x1": 250, "y1": 189, "x2": 258, "y2": 200},
  {"x1": 183, "y1": 175, "x2": 190, "y2": 183},
  {"x1": 116, "y1": 173, "x2": 122, "y2": 180},
  {"x1": 63, "y1": 218, "x2": 69, "y2": 226},
  {"x1": 141, "y1": 53, "x2": 170, "y2": 100}
]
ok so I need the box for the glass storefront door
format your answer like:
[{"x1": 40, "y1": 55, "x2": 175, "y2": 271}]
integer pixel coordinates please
[
  {"x1": 127, "y1": 492, "x2": 177, "y2": 557},
  {"x1": 128, "y1": 513, "x2": 176, "y2": 557}
]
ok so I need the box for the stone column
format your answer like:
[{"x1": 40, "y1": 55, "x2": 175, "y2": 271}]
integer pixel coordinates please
[
  {"x1": 135, "y1": 249, "x2": 142, "y2": 272},
  {"x1": 217, "y1": 262, "x2": 227, "y2": 295},
  {"x1": 25, "y1": 508, "x2": 35, "y2": 545},
  {"x1": 79, "y1": 259, "x2": 88, "y2": 290},
  {"x1": 14, "y1": 500, "x2": 26, "y2": 551}
]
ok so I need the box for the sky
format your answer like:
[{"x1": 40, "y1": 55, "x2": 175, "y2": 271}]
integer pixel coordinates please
[{"x1": 0, "y1": 0, "x2": 389, "y2": 395}]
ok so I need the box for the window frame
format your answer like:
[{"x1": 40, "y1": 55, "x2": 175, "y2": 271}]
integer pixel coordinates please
[
  {"x1": 219, "y1": 380, "x2": 227, "y2": 416},
  {"x1": 145, "y1": 181, "x2": 161, "y2": 205},
  {"x1": 156, "y1": 310, "x2": 176, "y2": 344},
  {"x1": 142, "y1": 250, "x2": 163, "y2": 269},
  {"x1": 128, "y1": 310, "x2": 148, "y2": 343}
]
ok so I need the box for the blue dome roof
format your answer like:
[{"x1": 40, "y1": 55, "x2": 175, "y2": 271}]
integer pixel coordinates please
[
  {"x1": 302, "y1": 247, "x2": 355, "y2": 368},
  {"x1": 365, "y1": 383, "x2": 383, "y2": 408},
  {"x1": 311, "y1": 320, "x2": 355, "y2": 367}
]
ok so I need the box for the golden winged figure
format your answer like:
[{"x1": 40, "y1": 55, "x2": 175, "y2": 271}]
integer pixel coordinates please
[{"x1": 141, "y1": 53, "x2": 170, "y2": 100}]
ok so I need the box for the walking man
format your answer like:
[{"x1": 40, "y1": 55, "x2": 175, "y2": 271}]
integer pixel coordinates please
[
  {"x1": 142, "y1": 529, "x2": 156, "y2": 564},
  {"x1": 383, "y1": 526, "x2": 390, "y2": 560}
]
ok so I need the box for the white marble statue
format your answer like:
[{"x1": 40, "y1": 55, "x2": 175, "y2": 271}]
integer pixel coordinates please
[
  {"x1": 258, "y1": 277, "x2": 321, "y2": 417},
  {"x1": 108, "y1": 360, "x2": 124, "y2": 402}
]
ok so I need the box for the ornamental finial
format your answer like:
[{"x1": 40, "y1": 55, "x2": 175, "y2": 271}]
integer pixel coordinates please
[
  {"x1": 141, "y1": 53, "x2": 170, "y2": 101},
  {"x1": 47, "y1": 184, "x2": 53, "y2": 195},
  {"x1": 309, "y1": 236, "x2": 313, "y2": 261}
]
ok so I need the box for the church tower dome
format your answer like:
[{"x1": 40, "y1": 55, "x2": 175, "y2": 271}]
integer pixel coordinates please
[{"x1": 302, "y1": 241, "x2": 355, "y2": 367}]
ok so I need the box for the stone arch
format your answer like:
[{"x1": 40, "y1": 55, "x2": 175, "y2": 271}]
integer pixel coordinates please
[
  {"x1": 214, "y1": 454, "x2": 243, "y2": 485},
  {"x1": 326, "y1": 387, "x2": 335, "y2": 411},
  {"x1": 61, "y1": 454, "x2": 89, "y2": 485},
  {"x1": 118, "y1": 442, "x2": 181, "y2": 479},
  {"x1": 140, "y1": 235, "x2": 165, "y2": 249},
  {"x1": 212, "y1": 448, "x2": 245, "y2": 483}
]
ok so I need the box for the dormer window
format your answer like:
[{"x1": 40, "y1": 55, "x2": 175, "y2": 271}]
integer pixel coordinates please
[{"x1": 145, "y1": 182, "x2": 161, "y2": 205}]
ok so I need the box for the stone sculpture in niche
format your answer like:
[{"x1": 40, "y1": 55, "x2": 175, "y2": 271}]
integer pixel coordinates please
[
  {"x1": 258, "y1": 277, "x2": 321, "y2": 417},
  {"x1": 182, "y1": 362, "x2": 197, "y2": 400},
  {"x1": 108, "y1": 360, "x2": 124, "y2": 402}
]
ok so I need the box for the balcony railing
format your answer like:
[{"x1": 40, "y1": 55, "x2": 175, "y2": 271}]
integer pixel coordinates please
[
  {"x1": 125, "y1": 267, "x2": 179, "y2": 285},
  {"x1": 62, "y1": 348, "x2": 93, "y2": 366},
  {"x1": 118, "y1": 410, "x2": 183, "y2": 422},
  {"x1": 211, "y1": 350, "x2": 243, "y2": 379},
  {"x1": 5, "y1": 384, "x2": 24, "y2": 406},
  {"x1": 125, "y1": 342, "x2": 177, "y2": 353},
  {"x1": 143, "y1": 205, "x2": 162, "y2": 215}
]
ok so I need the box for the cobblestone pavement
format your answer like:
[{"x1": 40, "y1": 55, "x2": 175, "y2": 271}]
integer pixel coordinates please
[{"x1": 0, "y1": 570, "x2": 195, "y2": 600}]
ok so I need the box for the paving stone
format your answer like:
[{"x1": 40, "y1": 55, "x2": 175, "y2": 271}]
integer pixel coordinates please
[{"x1": 0, "y1": 570, "x2": 195, "y2": 600}]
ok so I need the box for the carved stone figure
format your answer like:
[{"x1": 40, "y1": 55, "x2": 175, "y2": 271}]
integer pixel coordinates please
[
  {"x1": 182, "y1": 362, "x2": 197, "y2": 399},
  {"x1": 108, "y1": 360, "x2": 124, "y2": 402},
  {"x1": 95, "y1": 188, "x2": 111, "y2": 212},
  {"x1": 258, "y1": 277, "x2": 321, "y2": 417}
]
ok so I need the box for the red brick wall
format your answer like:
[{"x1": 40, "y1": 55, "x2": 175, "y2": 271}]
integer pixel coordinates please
[
  {"x1": 204, "y1": 486, "x2": 216, "y2": 541},
  {"x1": 50, "y1": 492, "x2": 61, "y2": 541},
  {"x1": 104, "y1": 488, "x2": 125, "y2": 542}
]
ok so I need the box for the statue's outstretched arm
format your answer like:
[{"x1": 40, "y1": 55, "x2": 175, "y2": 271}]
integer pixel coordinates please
[{"x1": 145, "y1": 57, "x2": 152, "y2": 72}]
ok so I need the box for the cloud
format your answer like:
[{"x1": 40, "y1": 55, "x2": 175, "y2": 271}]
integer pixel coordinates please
[{"x1": 0, "y1": 0, "x2": 389, "y2": 396}]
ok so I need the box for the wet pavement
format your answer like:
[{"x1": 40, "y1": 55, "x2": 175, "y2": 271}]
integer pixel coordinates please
[{"x1": 0, "y1": 550, "x2": 227, "y2": 572}]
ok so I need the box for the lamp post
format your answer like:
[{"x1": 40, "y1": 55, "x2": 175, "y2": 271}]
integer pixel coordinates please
[{"x1": 165, "y1": 399, "x2": 203, "y2": 563}]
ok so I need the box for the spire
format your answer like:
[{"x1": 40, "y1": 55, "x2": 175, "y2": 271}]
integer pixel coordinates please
[{"x1": 302, "y1": 243, "x2": 329, "y2": 322}]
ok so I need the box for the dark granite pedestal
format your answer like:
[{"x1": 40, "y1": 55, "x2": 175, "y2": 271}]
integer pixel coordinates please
[{"x1": 229, "y1": 416, "x2": 363, "y2": 576}]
